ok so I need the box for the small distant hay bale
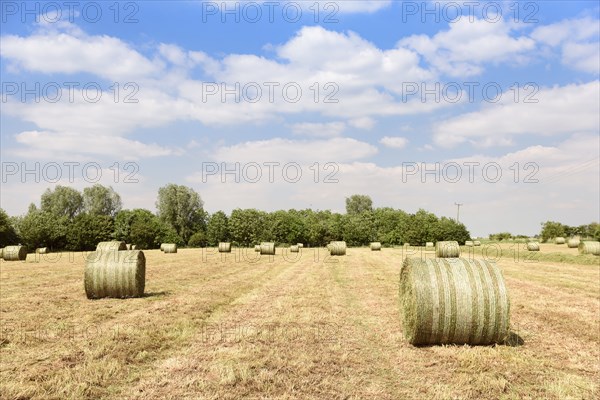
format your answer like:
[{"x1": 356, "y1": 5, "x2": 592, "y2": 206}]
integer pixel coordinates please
[
  {"x1": 36, "y1": 247, "x2": 49, "y2": 254},
  {"x1": 254, "y1": 245, "x2": 261, "y2": 252},
  {"x1": 404, "y1": 243, "x2": 410, "y2": 247},
  {"x1": 465, "y1": 241, "x2": 474, "y2": 247},
  {"x1": 425, "y1": 242, "x2": 434, "y2": 250},
  {"x1": 84, "y1": 250, "x2": 145, "y2": 299},
  {"x1": 218, "y1": 242, "x2": 231, "y2": 253},
  {"x1": 578, "y1": 241, "x2": 600, "y2": 256},
  {"x1": 163, "y1": 244, "x2": 177, "y2": 253},
  {"x1": 96, "y1": 241, "x2": 126, "y2": 252},
  {"x1": 399, "y1": 257, "x2": 510, "y2": 345},
  {"x1": 125, "y1": 244, "x2": 132, "y2": 250},
  {"x1": 25, "y1": 253, "x2": 40, "y2": 263},
  {"x1": 526, "y1": 242, "x2": 540, "y2": 251},
  {"x1": 260, "y1": 242, "x2": 276, "y2": 255},
  {"x1": 473, "y1": 241, "x2": 481, "y2": 246},
  {"x1": 297, "y1": 243, "x2": 304, "y2": 248},
  {"x1": 131, "y1": 245, "x2": 137, "y2": 250},
  {"x1": 2, "y1": 246, "x2": 27, "y2": 261},
  {"x1": 160, "y1": 243, "x2": 166, "y2": 252},
  {"x1": 435, "y1": 241, "x2": 460, "y2": 258},
  {"x1": 370, "y1": 242, "x2": 382, "y2": 251},
  {"x1": 330, "y1": 241, "x2": 346, "y2": 256},
  {"x1": 290, "y1": 245, "x2": 299, "y2": 253},
  {"x1": 567, "y1": 238, "x2": 580, "y2": 248},
  {"x1": 555, "y1": 237, "x2": 566, "y2": 244}
]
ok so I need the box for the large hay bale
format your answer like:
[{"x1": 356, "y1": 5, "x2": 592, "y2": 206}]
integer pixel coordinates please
[
  {"x1": 330, "y1": 241, "x2": 346, "y2": 256},
  {"x1": 370, "y1": 242, "x2": 382, "y2": 251},
  {"x1": 435, "y1": 241, "x2": 460, "y2": 258},
  {"x1": 526, "y1": 242, "x2": 540, "y2": 251},
  {"x1": 290, "y1": 245, "x2": 299, "y2": 253},
  {"x1": 555, "y1": 237, "x2": 566, "y2": 244},
  {"x1": 96, "y1": 241, "x2": 126, "y2": 252},
  {"x1": 160, "y1": 243, "x2": 166, "y2": 252},
  {"x1": 297, "y1": 243, "x2": 304, "y2": 248},
  {"x1": 36, "y1": 247, "x2": 49, "y2": 254},
  {"x1": 2, "y1": 246, "x2": 27, "y2": 261},
  {"x1": 567, "y1": 238, "x2": 580, "y2": 248},
  {"x1": 218, "y1": 242, "x2": 231, "y2": 253},
  {"x1": 473, "y1": 241, "x2": 481, "y2": 246},
  {"x1": 465, "y1": 241, "x2": 474, "y2": 247},
  {"x1": 163, "y1": 244, "x2": 177, "y2": 253},
  {"x1": 579, "y1": 241, "x2": 600, "y2": 256},
  {"x1": 84, "y1": 250, "x2": 145, "y2": 299},
  {"x1": 260, "y1": 242, "x2": 276, "y2": 255},
  {"x1": 399, "y1": 257, "x2": 510, "y2": 345},
  {"x1": 254, "y1": 245, "x2": 261, "y2": 252}
]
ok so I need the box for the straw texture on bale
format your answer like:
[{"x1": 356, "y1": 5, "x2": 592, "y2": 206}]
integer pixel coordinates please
[
  {"x1": 473, "y1": 241, "x2": 481, "y2": 246},
  {"x1": 96, "y1": 241, "x2": 127, "y2": 252},
  {"x1": 465, "y1": 241, "x2": 474, "y2": 247},
  {"x1": 25, "y1": 254, "x2": 39, "y2": 263},
  {"x1": 290, "y1": 245, "x2": 299, "y2": 253},
  {"x1": 160, "y1": 243, "x2": 166, "y2": 252},
  {"x1": 297, "y1": 243, "x2": 304, "y2": 248},
  {"x1": 254, "y1": 245, "x2": 261, "y2": 252},
  {"x1": 370, "y1": 242, "x2": 382, "y2": 251},
  {"x1": 2, "y1": 246, "x2": 27, "y2": 261},
  {"x1": 218, "y1": 242, "x2": 231, "y2": 253},
  {"x1": 526, "y1": 242, "x2": 540, "y2": 251},
  {"x1": 163, "y1": 244, "x2": 177, "y2": 253},
  {"x1": 555, "y1": 237, "x2": 566, "y2": 244},
  {"x1": 435, "y1": 241, "x2": 460, "y2": 258},
  {"x1": 578, "y1": 241, "x2": 600, "y2": 256},
  {"x1": 260, "y1": 242, "x2": 276, "y2": 255},
  {"x1": 36, "y1": 247, "x2": 48, "y2": 254},
  {"x1": 84, "y1": 250, "x2": 145, "y2": 299},
  {"x1": 399, "y1": 257, "x2": 510, "y2": 345},
  {"x1": 330, "y1": 241, "x2": 347, "y2": 256},
  {"x1": 567, "y1": 238, "x2": 580, "y2": 248}
]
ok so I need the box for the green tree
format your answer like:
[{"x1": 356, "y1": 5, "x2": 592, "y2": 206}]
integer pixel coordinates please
[
  {"x1": 345, "y1": 194, "x2": 373, "y2": 215},
  {"x1": 15, "y1": 210, "x2": 68, "y2": 250},
  {"x1": 372, "y1": 207, "x2": 409, "y2": 245},
  {"x1": 66, "y1": 213, "x2": 114, "y2": 251},
  {"x1": 0, "y1": 208, "x2": 19, "y2": 247},
  {"x1": 404, "y1": 209, "x2": 438, "y2": 245},
  {"x1": 342, "y1": 212, "x2": 374, "y2": 246},
  {"x1": 156, "y1": 184, "x2": 205, "y2": 242},
  {"x1": 435, "y1": 217, "x2": 470, "y2": 243},
  {"x1": 82, "y1": 184, "x2": 122, "y2": 217},
  {"x1": 115, "y1": 209, "x2": 163, "y2": 249},
  {"x1": 229, "y1": 208, "x2": 266, "y2": 246},
  {"x1": 540, "y1": 221, "x2": 566, "y2": 242},
  {"x1": 188, "y1": 231, "x2": 207, "y2": 247},
  {"x1": 206, "y1": 211, "x2": 229, "y2": 245},
  {"x1": 40, "y1": 185, "x2": 82, "y2": 218}
]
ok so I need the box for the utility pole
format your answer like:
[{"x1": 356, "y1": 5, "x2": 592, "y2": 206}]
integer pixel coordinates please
[{"x1": 455, "y1": 203, "x2": 463, "y2": 223}]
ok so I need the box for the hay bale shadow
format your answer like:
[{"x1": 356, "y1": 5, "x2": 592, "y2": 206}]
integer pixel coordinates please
[
  {"x1": 505, "y1": 331, "x2": 525, "y2": 347},
  {"x1": 143, "y1": 291, "x2": 171, "y2": 298}
]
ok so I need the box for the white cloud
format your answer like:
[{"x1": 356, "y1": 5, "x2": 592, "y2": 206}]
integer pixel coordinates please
[
  {"x1": 291, "y1": 122, "x2": 346, "y2": 137},
  {"x1": 349, "y1": 117, "x2": 375, "y2": 130},
  {"x1": 379, "y1": 136, "x2": 409, "y2": 149}
]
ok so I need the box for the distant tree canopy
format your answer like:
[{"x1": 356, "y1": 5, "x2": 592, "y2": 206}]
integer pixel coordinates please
[
  {"x1": 540, "y1": 221, "x2": 599, "y2": 242},
  {"x1": 346, "y1": 194, "x2": 373, "y2": 215},
  {"x1": 156, "y1": 184, "x2": 206, "y2": 243}
]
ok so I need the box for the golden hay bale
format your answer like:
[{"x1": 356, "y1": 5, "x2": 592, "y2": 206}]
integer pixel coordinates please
[
  {"x1": 526, "y1": 242, "x2": 540, "y2": 251},
  {"x1": 260, "y1": 242, "x2": 276, "y2": 255},
  {"x1": 131, "y1": 245, "x2": 137, "y2": 250},
  {"x1": 554, "y1": 237, "x2": 566, "y2": 244},
  {"x1": 254, "y1": 245, "x2": 261, "y2": 252},
  {"x1": 218, "y1": 242, "x2": 231, "y2": 253},
  {"x1": 399, "y1": 257, "x2": 510, "y2": 345},
  {"x1": 425, "y1": 242, "x2": 434, "y2": 250},
  {"x1": 473, "y1": 241, "x2": 481, "y2": 246},
  {"x1": 96, "y1": 241, "x2": 126, "y2": 252},
  {"x1": 160, "y1": 243, "x2": 166, "y2": 252},
  {"x1": 36, "y1": 247, "x2": 49, "y2": 254},
  {"x1": 125, "y1": 244, "x2": 132, "y2": 250},
  {"x1": 330, "y1": 241, "x2": 346, "y2": 256},
  {"x1": 435, "y1": 241, "x2": 460, "y2": 258},
  {"x1": 465, "y1": 241, "x2": 474, "y2": 247},
  {"x1": 2, "y1": 246, "x2": 27, "y2": 261},
  {"x1": 290, "y1": 245, "x2": 299, "y2": 253},
  {"x1": 297, "y1": 243, "x2": 304, "y2": 248},
  {"x1": 370, "y1": 242, "x2": 382, "y2": 251},
  {"x1": 163, "y1": 244, "x2": 177, "y2": 253},
  {"x1": 25, "y1": 253, "x2": 40, "y2": 263},
  {"x1": 567, "y1": 238, "x2": 580, "y2": 248},
  {"x1": 84, "y1": 250, "x2": 145, "y2": 299},
  {"x1": 578, "y1": 241, "x2": 600, "y2": 256}
]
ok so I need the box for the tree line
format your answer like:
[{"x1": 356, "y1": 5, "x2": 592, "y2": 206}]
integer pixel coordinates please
[{"x1": 0, "y1": 185, "x2": 474, "y2": 250}]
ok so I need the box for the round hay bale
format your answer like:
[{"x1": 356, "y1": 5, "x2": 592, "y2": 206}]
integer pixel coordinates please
[
  {"x1": 254, "y1": 245, "x2": 261, "y2": 252},
  {"x1": 399, "y1": 257, "x2": 510, "y2": 345},
  {"x1": 290, "y1": 245, "x2": 299, "y2": 253},
  {"x1": 260, "y1": 242, "x2": 276, "y2": 255},
  {"x1": 370, "y1": 242, "x2": 382, "y2": 251},
  {"x1": 3, "y1": 246, "x2": 27, "y2": 261},
  {"x1": 567, "y1": 238, "x2": 580, "y2": 248},
  {"x1": 125, "y1": 244, "x2": 132, "y2": 250},
  {"x1": 297, "y1": 243, "x2": 304, "y2": 248},
  {"x1": 473, "y1": 241, "x2": 481, "y2": 246},
  {"x1": 578, "y1": 241, "x2": 600, "y2": 256},
  {"x1": 163, "y1": 244, "x2": 177, "y2": 253},
  {"x1": 555, "y1": 237, "x2": 566, "y2": 244},
  {"x1": 131, "y1": 245, "x2": 137, "y2": 250},
  {"x1": 160, "y1": 243, "x2": 166, "y2": 252},
  {"x1": 36, "y1": 247, "x2": 49, "y2": 254},
  {"x1": 435, "y1": 241, "x2": 460, "y2": 258},
  {"x1": 218, "y1": 242, "x2": 231, "y2": 253},
  {"x1": 84, "y1": 250, "x2": 145, "y2": 299},
  {"x1": 330, "y1": 241, "x2": 346, "y2": 256},
  {"x1": 526, "y1": 242, "x2": 540, "y2": 251},
  {"x1": 96, "y1": 241, "x2": 126, "y2": 252},
  {"x1": 425, "y1": 242, "x2": 434, "y2": 250},
  {"x1": 465, "y1": 241, "x2": 474, "y2": 247},
  {"x1": 25, "y1": 253, "x2": 39, "y2": 263}
]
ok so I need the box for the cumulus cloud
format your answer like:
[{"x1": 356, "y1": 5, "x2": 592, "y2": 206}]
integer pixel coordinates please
[{"x1": 379, "y1": 136, "x2": 409, "y2": 149}]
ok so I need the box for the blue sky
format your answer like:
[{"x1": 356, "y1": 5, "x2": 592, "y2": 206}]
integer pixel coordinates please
[{"x1": 1, "y1": 1, "x2": 599, "y2": 236}]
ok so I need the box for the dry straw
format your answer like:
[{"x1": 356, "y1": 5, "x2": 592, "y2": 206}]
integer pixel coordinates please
[
  {"x1": 96, "y1": 241, "x2": 126, "y2": 252},
  {"x1": 473, "y1": 241, "x2": 481, "y2": 246},
  {"x1": 84, "y1": 250, "x2": 145, "y2": 299},
  {"x1": 435, "y1": 241, "x2": 460, "y2": 258},
  {"x1": 465, "y1": 241, "x2": 474, "y2": 247},
  {"x1": 36, "y1": 247, "x2": 48, "y2": 254},
  {"x1": 399, "y1": 257, "x2": 510, "y2": 345},
  {"x1": 578, "y1": 241, "x2": 600, "y2": 256},
  {"x1": 218, "y1": 242, "x2": 231, "y2": 253},
  {"x1": 254, "y1": 245, "x2": 261, "y2": 252},
  {"x1": 370, "y1": 242, "x2": 382, "y2": 251},
  {"x1": 526, "y1": 242, "x2": 540, "y2": 251},
  {"x1": 163, "y1": 244, "x2": 177, "y2": 253},
  {"x1": 290, "y1": 245, "x2": 299, "y2": 253},
  {"x1": 330, "y1": 241, "x2": 347, "y2": 256},
  {"x1": 25, "y1": 253, "x2": 40, "y2": 263},
  {"x1": 2, "y1": 246, "x2": 27, "y2": 261},
  {"x1": 260, "y1": 242, "x2": 276, "y2": 255},
  {"x1": 555, "y1": 237, "x2": 566, "y2": 244},
  {"x1": 567, "y1": 238, "x2": 580, "y2": 248}
]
